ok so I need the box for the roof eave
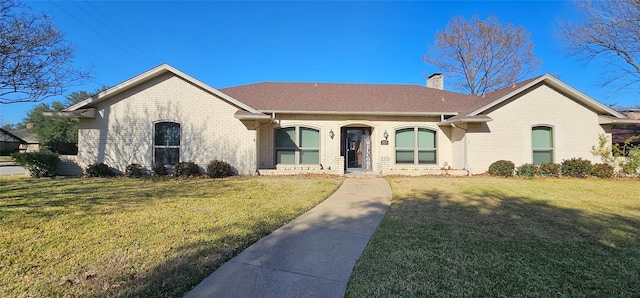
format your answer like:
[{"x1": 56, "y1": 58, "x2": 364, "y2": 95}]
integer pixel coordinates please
[
  {"x1": 599, "y1": 115, "x2": 640, "y2": 124},
  {"x1": 438, "y1": 117, "x2": 494, "y2": 126},
  {"x1": 64, "y1": 64, "x2": 262, "y2": 115},
  {"x1": 43, "y1": 108, "x2": 96, "y2": 119},
  {"x1": 468, "y1": 74, "x2": 626, "y2": 118},
  {"x1": 260, "y1": 110, "x2": 458, "y2": 116}
]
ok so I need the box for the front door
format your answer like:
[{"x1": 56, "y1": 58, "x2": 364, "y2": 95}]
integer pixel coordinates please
[{"x1": 342, "y1": 128, "x2": 372, "y2": 171}]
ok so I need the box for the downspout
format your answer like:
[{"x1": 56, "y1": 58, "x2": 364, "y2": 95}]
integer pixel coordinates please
[{"x1": 451, "y1": 123, "x2": 471, "y2": 176}]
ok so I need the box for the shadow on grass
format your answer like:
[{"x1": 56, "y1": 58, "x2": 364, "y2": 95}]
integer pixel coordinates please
[
  {"x1": 106, "y1": 179, "x2": 390, "y2": 297},
  {"x1": 347, "y1": 183, "x2": 640, "y2": 297}
]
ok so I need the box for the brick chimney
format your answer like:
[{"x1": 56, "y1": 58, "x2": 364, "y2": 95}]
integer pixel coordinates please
[{"x1": 427, "y1": 73, "x2": 443, "y2": 90}]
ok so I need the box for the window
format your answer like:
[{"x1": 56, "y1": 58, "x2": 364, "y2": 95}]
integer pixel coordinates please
[
  {"x1": 275, "y1": 127, "x2": 320, "y2": 164},
  {"x1": 154, "y1": 122, "x2": 180, "y2": 165},
  {"x1": 395, "y1": 128, "x2": 436, "y2": 164},
  {"x1": 532, "y1": 126, "x2": 553, "y2": 164}
]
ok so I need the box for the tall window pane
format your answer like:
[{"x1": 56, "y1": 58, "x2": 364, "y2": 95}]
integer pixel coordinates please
[
  {"x1": 300, "y1": 128, "x2": 319, "y2": 148},
  {"x1": 154, "y1": 122, "x2": 180, "y2": 165},
  {"x1": 418, "y1": 129, "x2": 436, "y2": 149},
  {"x1": 395, "y1": 128, "x2": 414, "y2": 148},
  {"x1": 300, "y1": 150, "x2": 319, "y2": 164},
  {"x1": 275, "y1": 127, "x2": 296, "y2": 148},
  {"x1": 532, "y1": 126, "x2": 553, "y2": 164}
]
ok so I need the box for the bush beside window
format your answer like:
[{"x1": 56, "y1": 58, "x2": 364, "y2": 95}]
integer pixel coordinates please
[
  {"x1": 152, "y1": 163, "x2": 169, "y2": 176},
  {"x1": 173, "y1": 161, "x2": 200, "y2": 177},
  {"x1": 125, "y1": 164, "x2": 146, "y2": 178},
  {"x1": 539, "y1": 162, "x2": 561, "y2": 177},
  {"x1": 516, "y1": 163, "x2": 538, "y2": 177}
]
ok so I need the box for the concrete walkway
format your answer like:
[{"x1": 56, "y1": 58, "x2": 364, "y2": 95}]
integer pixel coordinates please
[{"x1": 185, "y1": 177, "x2": 392, "y2": 298}]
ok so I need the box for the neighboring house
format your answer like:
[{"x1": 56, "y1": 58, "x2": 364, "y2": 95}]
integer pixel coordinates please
[
  {"x1": 50, "y1": 64, "x2": 640, "y2": 176},
  {"x1": 613, "y1": 109, "x2": 640, "y2": 149},
  {"x1": 0, "y1": 128, "x2": 39, "y2": 153}
]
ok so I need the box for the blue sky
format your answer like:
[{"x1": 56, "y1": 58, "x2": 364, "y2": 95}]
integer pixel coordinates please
[{"x1": 1, "y1": 0, "x2": 638, "y2": 125}]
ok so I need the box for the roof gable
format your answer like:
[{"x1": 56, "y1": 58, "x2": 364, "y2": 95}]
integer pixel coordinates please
[
  {"x1": 465, "y1": 74, "x2": 625, "y2": 118},
  {"x1": 65, "y1": 64, "x2": 261, "y2": 114}
]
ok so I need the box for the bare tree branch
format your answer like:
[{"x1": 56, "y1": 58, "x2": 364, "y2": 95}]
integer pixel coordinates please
[
  {"x1": 560, "y1": 0, "x2": 640, "y2": 90},
  {"x1": 423, "y1": 15, "x2": 541, "y2": 95},
  {"x1": 0, "y1": 0, "x2": 91, "y2": 104}
]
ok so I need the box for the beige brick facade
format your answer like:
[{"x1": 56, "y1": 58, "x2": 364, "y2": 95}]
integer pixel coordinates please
[
  {"x1": 76, "y1": 73, "x2": 258, "y2": 175},
  {"x1": 61, "y1": 65, "x2": 630, "y2": 177}
]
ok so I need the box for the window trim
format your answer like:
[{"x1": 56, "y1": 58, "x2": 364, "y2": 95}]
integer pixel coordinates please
[
  {"x1": 532, "y1": 125, "x2": 554, "y2": 164},
  {"x1": 274, "y1": 126, "x2": 320, "y2": 165},
  {"x1": 394, "y1": 127, "x2": 437, "y2": 165},
  {"x1": 153, "y1": 121, "x2": 181, "y2": 166}
]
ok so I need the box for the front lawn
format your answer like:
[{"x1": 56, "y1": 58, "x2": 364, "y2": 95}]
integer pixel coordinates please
[
  {"x1": 347, "y1": 177, "x2": 640, "y2": 297},
  {"x1": 0, "y1": 176, "x2": 342, "y2": 297}
]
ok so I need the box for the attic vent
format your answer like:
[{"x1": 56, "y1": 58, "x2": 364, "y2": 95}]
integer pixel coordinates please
[{"x1": 427, "y1": 73, "x2": 444, "y2": 90}]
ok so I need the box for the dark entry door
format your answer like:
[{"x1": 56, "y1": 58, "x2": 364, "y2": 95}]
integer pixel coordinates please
[{"x1": 343, "y1": 128, "x2": 371, "y2": 170}]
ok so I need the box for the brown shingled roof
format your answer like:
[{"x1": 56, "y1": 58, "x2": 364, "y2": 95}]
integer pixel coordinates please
[{"x1": 220, "y1": 82, "x2": 480, "y2": 115}]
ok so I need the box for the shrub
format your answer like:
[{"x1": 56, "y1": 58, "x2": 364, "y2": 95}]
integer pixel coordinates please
[
  {"x1": 85, "y1": 162, "x2": 116, "y2": 177},
  {"x1": 152, "y1": 163, "x2": 169, "y2": 176},
  {"x1": 561, "y1": 158, "x2": 592, "y2": 178},
  {"x1": 488, "y1": 160, "x2": 515, "y2": 177},
  {"x1": 539, "y1": 162, "x2": 561, "y2": 177},
  {"x1": 11, "y1": 151, "x2": 59, "y2": 178},
  {"x1": 125, "y1": 163, "x2": 145, "y2": 178},
  {"x1": 206, "y1": 160, "x2": 233, "y2": 178},
  {"x1": 619, "y1": 147, "x2": 640, "y2": 175},
  {"x1": 174, "y1": 161, "x2": 200, "y2": 177},
  {"x1": 516, "y1": 163, "x2": 539, "y2": 177},
  {"x1": 590, "y1": 163, "x2": 614, "y2": 179}
]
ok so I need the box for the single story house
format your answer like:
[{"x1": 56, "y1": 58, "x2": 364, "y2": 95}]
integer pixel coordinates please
[
  {"x1": 0, "y1": 128, "x2": 39, "y2": 153},
  {"x1": 51, "y1": 64, "x2": 639, "y2": 176}
]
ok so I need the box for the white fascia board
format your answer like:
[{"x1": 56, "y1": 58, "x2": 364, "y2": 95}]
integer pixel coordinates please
[
  {"x1": 64, "y1": 64, "x2": 262, "y2": 115},
  {"x1": 260, "y1": 110, "x2": 458, "y2": 117},
  {"x1": 468, "y1": 74, "x2": 626, "y2": 118}
]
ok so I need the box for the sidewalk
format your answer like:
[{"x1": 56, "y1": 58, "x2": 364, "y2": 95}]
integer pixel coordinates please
[{"x1": 185, "y1": 177, "x2": 392, "y2": 298}]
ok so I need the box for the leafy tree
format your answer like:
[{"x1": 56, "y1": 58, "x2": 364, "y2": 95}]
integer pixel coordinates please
[
  {"x1": 1, "y1": 0, "x2": 90, "y2": 104},
  {"x1": 560, "y1": 0, "x2": 640, "y2": 90},
  {"x1": 23, "y1": 88, "x2": 105, "y2": 153},
  {"x1": 423, "y1": 15, "x2": 541, "y2": 95}
]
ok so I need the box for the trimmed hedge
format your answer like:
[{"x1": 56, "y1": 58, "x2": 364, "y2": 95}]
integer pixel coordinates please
[
  {"x1": 152, "y1": 163, "x2": 169, "y2": 176},
  {"x1": 488, "y1": 160, "x2": 515, "y2": 177},
  {"x1": 516, "y1": 163, "x2": 538, "y2": 177},
  {"x1": 174, "y1": 161, "x2": 200, "y2": 177},
  {"x1": 86, "y1": 163, "x2": 116, "y2": 177},
  {"x1": 590, "y1": 163, "x2": 614, "y2": 179},
  {"x1": 12, "y1": 151, "x2": 59, "y2": 178},
  {"x1": 561, "y1": 158, "x2": 592, "y2": 178},
  {"x1": 125, "y1": 163, "x2": 145, "y2": 178},
  {"x1": 539, "y1": 162, "x2": 561, "y2": 177},
  {"x1": 206, "y1": 160, "x2": 233, "y2": 178}
]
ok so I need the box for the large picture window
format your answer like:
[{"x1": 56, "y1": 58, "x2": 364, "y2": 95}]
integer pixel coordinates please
[
  {"x1": 275, "y1": 127, "x2": 320, "y2": 165},
  {"x1": 154, "y1": 122, "x2": 180, "y2": 165},
  {"x1": 395, "y1": 128, "x2": 436, "y2": 164},
  {"x1": 532, "y1": 126, "x2": 553, "y2": 164}
]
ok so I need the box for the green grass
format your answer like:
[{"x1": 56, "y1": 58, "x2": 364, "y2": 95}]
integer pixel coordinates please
[
  {"x1": 0, "y1": 155, "x2": 13, "y2": 161},
  {"x1": 347, "y1": 177, "x2": 640, "y2": 297},
  {"x1": 0, "y1": 175, "x2": 343, "y2": 297}
]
